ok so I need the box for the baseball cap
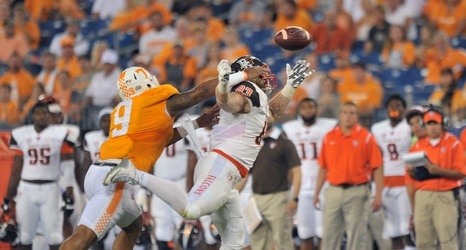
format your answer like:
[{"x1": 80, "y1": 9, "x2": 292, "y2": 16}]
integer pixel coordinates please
[
  {"x1": 101, "y1": 49, "x2": 118, "y2": 64},
  {"x1": 405, "y1": 105, "x2": 425, "y2": 122},
  {"x1": 423, "y1": 110, "x2": 442, "y2": 123},
  {"x1": 60, "y1": 36, "x2": 75, "y2": 47},
  {"x1": 98, "y1": 107, "x2": 113, "y2": 121}
]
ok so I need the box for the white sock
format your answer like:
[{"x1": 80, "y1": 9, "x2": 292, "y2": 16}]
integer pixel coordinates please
[
  {"x1": 404, "y1": 246, "x2": 416, "y2": 250},
  {"x1": 137, "y1": 170, "x2": 188, "y2": 214}
]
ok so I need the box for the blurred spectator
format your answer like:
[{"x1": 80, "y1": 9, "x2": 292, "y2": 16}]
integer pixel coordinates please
[
  {"x1": 0, "y1": 19, "x2": 29, "y2": 64},
  {"x1": 90, "y1": 40, "x2": 109, "y2": 71},
  {"x1": 228, "y1": 0, "x2": 265, "y2": 30},
  {"x1": 55, "y1": 0, "x2": 85, "y2": 20},
  {"x1": 0, "y1": 2, "x2": 11, "y2": 35},
  {"x1": 381, "y1": 25, "x2": 416, "y2": 69},
  {"x1": 384, "y1": 0, "x2": 411, "y2": 28},
  {"x1": 134, "y1": 0, "x2": 173, "y2": 34},
  {"x1": 423, "y1": 32, "x2": 466, "y2": 84},
  {"x1": 0, "y1": 53, "x2": 34, "y2": 106},
  {"x1": 186, "y1": 23, "x2": 209, "y2": 69},
  {"x1": 108, "y1": 0, "x2": 140, "y2": 32},
  {"x1": 138, "y1": 11, "x2": 176, "y2": 57},
  {"x1": 72, "y1": 54, "x2": 94, "y2": 96},
  {"x1": 83, "y1": 49, "x2": 120, "y2": 109},
  {"x1": 195, "y1": 42, "x2": 222, "y2": 85},
  {"x1": 318, "y1": 76, "x2": 340, "y2": 118},
  {"x1": 423, "y1": 0, "x2": 466, "y2": 38},
  {"x1": 49, "y1": 20, "x2": 90, "y2": 57},
  {"x1": 158, "y1": 40, "x2": 197, "y2": 91},
  {"x1": 296, "y1": 0, "x2": 317, "y2": 11},
  {"x1": 274, "y1": 0, "x2": 314, "y2": 34},
  {"x1": 53, "y1": 70, "x2": 81, "y2": 123},
  {"x1": 334, "y1": 0, "x2": 354, "y2": 39},
  {"x1": 300, "y1": 53, "x2": 326, "y2": 100},
  {"x1": 220, "y1": 26, "x2": 250, "y2": 63},
  {"x1": 364, "y1": 5, "x2": 390, "y2": 55},
  {"x1": 428, "y1": 68, "x2": 462, "y2": 121},
  {"x1": 188, "y1": 3, "x2": 225, "y2": 43},
  {"x1": 458, "y1": 83, "x2": 466, "y2": 123},
  {"x1": 81, "y1": 49, "x2": 120, "y2": 131},
  {"x1": 354, "y1": 0, "x2": 376, "y2": 41},
  {"x1": 132, "y1": 53, "x2": 158, "y2": 76},
  {"x1": 338, "y1": 62, "x2": 383, "y2": 125},
  {"x1": 328, "y1": 50, "x2": 352, "y2": 83},
  {"x1": 19, "y1": 82, "x2": 45, "y2": 123},
  {"x1": 259, "y1": 3, "x2": 275, "y2": 30},
  {"x1": 343, "y1": 0, "x2": 371, "y2": 25},
  {"x1": 24, "y1": 0, "x2": 54, "y2": 21},
  {"x1": 91, "y1": 0, "x2": 125, "y2": 20},
  {"x1": 414, "y1": 22, "x2": 436, "y2": 68},
  {"x1": 0, "y1": 83, "x2": 20, "y2": 128},
  {"x1": 13, "y1": 5, "x2": 40, "y2": 50},
  {"x1": 56, "y1": 36, "x2": 82, "y2": 79},
  {"x1": 312, "y1": 11, "x2": 352, "y2": 55},
  {"x1": 36, "y1": 51, "x2": 59, "y2": 95}
]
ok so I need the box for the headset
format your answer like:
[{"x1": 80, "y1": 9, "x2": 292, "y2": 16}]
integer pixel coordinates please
[{"x1": 420, "y1": 105, "x2": 447, "y2": 128}]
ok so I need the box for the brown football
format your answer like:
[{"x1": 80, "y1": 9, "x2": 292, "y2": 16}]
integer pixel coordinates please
[{"x1": 274, "y1": 26, "x2": 312, "y2": 51}]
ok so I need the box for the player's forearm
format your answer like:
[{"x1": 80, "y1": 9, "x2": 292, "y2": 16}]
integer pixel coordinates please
[
  {"x1": 314, "y1": 167, "x2": 327, "y2": 197},
  {"x1": 290, "y1": 166, "x2": 302, "y2": 198},
  {"x1": 268, "y1": 85, "x2": 296, "y2": 123},
  {"x1": 167, "y1": 79, "x2": 218, "y2": 116},
  {"x1": 407, "y1": 183, "x2": 415, "y2": 212},
  {"x1": 6, "y1": 156, "x2": 23, "y2": 199},
  {"x1": 373, "y1": 166, "x2": 383, "y2": 199}
]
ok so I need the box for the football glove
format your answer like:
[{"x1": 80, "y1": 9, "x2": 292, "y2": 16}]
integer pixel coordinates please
[
  {"x1": 62, "y1": 193, "x2": 75, "y2": 218},
  {"x1": 286, "y1": 60, "x2": 314, "y2": 88}
]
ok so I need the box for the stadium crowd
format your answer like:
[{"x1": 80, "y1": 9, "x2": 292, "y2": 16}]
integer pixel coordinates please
[{"x1": 1, "y1": 0, "x2": 466, "y2": 249}]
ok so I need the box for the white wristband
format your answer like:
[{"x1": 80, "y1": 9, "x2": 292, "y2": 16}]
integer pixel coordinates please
[
  {"x1": 281, "y1": 84, "x2": 296, "y2": 98},
  {"x1": 228, "y1": 71, "x2": 247, "y2": 87}
]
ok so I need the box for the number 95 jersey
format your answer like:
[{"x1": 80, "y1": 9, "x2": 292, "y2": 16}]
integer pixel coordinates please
[{"x1": 9, "y1": 125, "x2": 75, "y2": 181}]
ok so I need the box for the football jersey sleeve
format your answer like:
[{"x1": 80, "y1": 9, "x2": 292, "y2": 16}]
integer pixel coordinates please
[{"x1": 231, "y1": 82, "x2": 261, "y2": 107}]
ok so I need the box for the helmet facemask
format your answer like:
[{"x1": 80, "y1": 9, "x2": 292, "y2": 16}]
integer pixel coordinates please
[{"x1": 231, "y1": 56, "x2": 277, "y2": 95}]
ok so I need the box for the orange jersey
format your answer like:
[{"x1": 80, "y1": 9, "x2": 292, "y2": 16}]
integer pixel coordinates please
[
  {"x1": 100, "y1": 85, "x2": 179, "y2": 172},
  {"x1": 405, "y1": 133, "x2": 466, "y2": 191},
  {"x1": 460, "y1": 128, "x2": 466, "y2": 154}
]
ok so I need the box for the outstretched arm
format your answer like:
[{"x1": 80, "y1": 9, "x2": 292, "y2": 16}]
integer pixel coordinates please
[
  {"x1": 268, "y1": 60, "x2": 314, "y2": 124},
  {"x1": 166, "y1": 79, "x2": 218, "y2": 117}
]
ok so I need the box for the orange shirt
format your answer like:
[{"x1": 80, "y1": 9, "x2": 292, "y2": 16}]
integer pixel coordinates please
[
  {"x1": 424, "y1": 47, "x2": 466, "y2": 84},
  {"x1": 108, "y1": 10, "x2": 138, "y2": 31},
  {"x1": 318, "y1": 124, "x2": 383, "y2": 185},
  {"x1": 426, "y1": 1, "x2": 466, "y2": 37},
  {"x1": 428, "y1": 88, "x2": 463, "y2": 113},
  {"x1": 0, "y1": 36, "x2": 29, "y2": 63},
  {"x1": 0, "y1": 100, "x2": 19, "y2": 126},
  {"x1": 296, "y1": 0, "x2": 317, "y2": 10},
  {"x1": 133, "y1": 3, "x2": 173, "y2": 34},
  {"x1": 206, "y1": 18, "x2": 226, "y2": 43},
  {"x1": 311, "y1": 24, "x2": 352, "y2": 55},
  {"x1": 0, "y1": 69, "x2": 35, "y2": 104},
  {"x1": 460, "y1": 128, "x2": 466, "y2": 151},
  {"x1": 328, "y1": 67, "x2": 353, "y2": 83},
  {"x1": 338, "y1": 74, "x2": 383, "y2": 111},
  {"x1": 24, "y1": 0, "x2": 54, "y2": 21},
  {"x1": 220, "y1": 45, "x2": 251, "y2": 63},
  {"x1": 405, "y1": 133, "x2": 466, "y2": 191},
  {"x1": 274, "y1": 9, "x2": 314, "y2": 34},
  {"x1": 382, "y1": 41, "x2": 417, "y2": 67},
  {"x1": 196, "y1": 66, "x2": 217, "y2": 85},
  {"x1": 15, "y1": 21, "x2": 41, "y2": 49},
  {"x1": 100, "y1": 85, "x2": 179, "y2": 172},
  {"x1": 56, "y1": 56, "x2": 82, "y2": 80}
]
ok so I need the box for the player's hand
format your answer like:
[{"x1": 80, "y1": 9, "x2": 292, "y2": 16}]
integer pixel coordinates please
[
  {"x1": 196, "y1": 104, "x2": 220, "y2": 128},
  {"x1": 287, "y1": 200, "x2": 297, "y2": 216},
  {"x1": 217, "y1": 59, "x2": 231, "y2": 86},
  {"x1": 243, "y1": 66, "x2": 271, "y2": 81},
  {"x1": 62, "y1": 192, "x2": 75, "y2": 218},
  {"x1": 313, "y1": 195, "x2": 321, "y2": 210},
  {"x1": 371, "y1": 195, "x2": 382, "y2": 212},
  {"x1": 286, "y1": 60, "x2": 314, "y2": 88}
]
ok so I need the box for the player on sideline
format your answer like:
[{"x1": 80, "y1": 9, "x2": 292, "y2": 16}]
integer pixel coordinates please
[
  {"x1": 104, "y1": 56, "x2": 314, "y2": 249},
  {"x1": 370, "y1": 95, "x2": 413, "y2": 250},
  {"x1": 59, "y1": 65, "x2": 268, "y2": 250},
  {"x1": 282, "y1": 98, "x2": 337, "y2": 250}
]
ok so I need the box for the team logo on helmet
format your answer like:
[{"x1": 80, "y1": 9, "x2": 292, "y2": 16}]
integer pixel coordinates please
[
  {"x1": 117, "y1": 67, "x2": 160, "y2": 100},
  {"x1": 230, "y1": 55, "x2": 277, "y2": 95}
]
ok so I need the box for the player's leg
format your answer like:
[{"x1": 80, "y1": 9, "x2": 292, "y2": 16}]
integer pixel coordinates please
[
  {"x1": 152, "y1": 194, "x2": 178, "y2": 249},
  {"x1": 297, "y1": 191, "x2": 316, "y2": 250},
  {"x1": 211, "y1": 190, "x2": 244, "y2": 250},
  {"x1": 113, "y1": 215, "x2": 143, "y2": 250},
  {"x1": 16, "y1": 182, "x2": 42, "y2": 250},
  {"x1": 39, "y1": 183, "x2": 64, "y2": 249}
]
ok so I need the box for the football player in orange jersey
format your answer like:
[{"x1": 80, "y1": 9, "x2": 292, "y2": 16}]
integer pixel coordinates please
[
  {"x1": 104, "y1": 56, "x2": 314, "y2": 249},
  {"x1": 59, "y1": 65, "x2": 268, "y2": 250}
]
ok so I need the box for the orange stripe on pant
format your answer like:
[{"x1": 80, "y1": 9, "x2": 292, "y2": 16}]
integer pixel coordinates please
[
  {"x1": 211, "y1": 149, "x2": 248, "y2": 178},
  {"x1": 94, "y1": 182, "x2": 124, "y2": 235}
]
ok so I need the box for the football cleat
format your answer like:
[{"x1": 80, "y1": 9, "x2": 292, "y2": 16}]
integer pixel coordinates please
[{"x1": 102, "y1": 159, "x2": 139, "y2": 186}]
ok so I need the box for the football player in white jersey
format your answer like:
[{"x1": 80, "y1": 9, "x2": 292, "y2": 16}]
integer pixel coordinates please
[
  {"x1": 2, "y1": 101, "x2": 76, "y2": 250},
  {"x1": 282, "y1": 98, "x2": 337, "y2": 250},
  {"x1": 105, "y1": 56, "x2": 314, "y2": 249},
  {"x1": 370, "y1": 95, "x2": 413, "y2": 250}
]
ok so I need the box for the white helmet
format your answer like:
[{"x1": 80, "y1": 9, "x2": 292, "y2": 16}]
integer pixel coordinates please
[{"x1": 117, "y1": 66, "x2": 160, "y2": 100}]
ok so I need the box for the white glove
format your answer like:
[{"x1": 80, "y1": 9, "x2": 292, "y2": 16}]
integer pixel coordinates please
[
  {"x1": 286, "y1": 60, "x2": 314, "y2": 88},
  {"x1": 217, "y1": 59, "x2": 231, "y2": 86}
]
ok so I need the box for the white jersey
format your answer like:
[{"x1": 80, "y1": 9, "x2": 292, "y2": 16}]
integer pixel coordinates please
[
  {"x1": 10, "y1": 125, "x2": 74, "y2": 181},
  {"x1": 282, "y1": 118, "x2": 337, "y2": 191},
  {"x1": 210, "y1": 81, "x2": 269, "y2": 170},
  {"x1": 84, "y1": 130, "x2": 108, "y2": 162},
  {"x1": 371, "y1": 119, "x2": 412, "y2": 176},
  {"x1": 153, "y1": 138, "x2": 189, "y2": 181}
]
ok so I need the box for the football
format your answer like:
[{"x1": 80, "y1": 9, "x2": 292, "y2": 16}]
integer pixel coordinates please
[{"x1": 274, "y1": 26, "x2": 312, "y2": 51}]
